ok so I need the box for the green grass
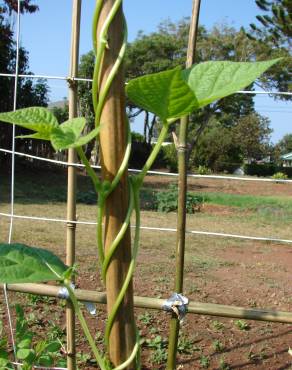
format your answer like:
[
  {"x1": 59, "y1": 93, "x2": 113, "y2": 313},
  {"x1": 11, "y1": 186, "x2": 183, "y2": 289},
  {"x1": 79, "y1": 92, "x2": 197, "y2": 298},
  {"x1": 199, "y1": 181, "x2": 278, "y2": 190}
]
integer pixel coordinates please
[{"x1": 201, "y1": 192, "x2": 292, "y2": 210}]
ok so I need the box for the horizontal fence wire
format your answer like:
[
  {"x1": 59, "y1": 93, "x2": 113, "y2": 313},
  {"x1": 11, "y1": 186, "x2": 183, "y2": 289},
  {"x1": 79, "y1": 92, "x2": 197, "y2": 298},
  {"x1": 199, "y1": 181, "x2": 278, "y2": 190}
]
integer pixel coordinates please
[
  {"x1": 1, "y1": 212, "x2": 292, "y2": 245},
  {"x1": 2, "y1": 147, "x2": 292, "y2": 183},
  {"x1": 0, "y1": 72, "x2": 291, "y2": 96}
]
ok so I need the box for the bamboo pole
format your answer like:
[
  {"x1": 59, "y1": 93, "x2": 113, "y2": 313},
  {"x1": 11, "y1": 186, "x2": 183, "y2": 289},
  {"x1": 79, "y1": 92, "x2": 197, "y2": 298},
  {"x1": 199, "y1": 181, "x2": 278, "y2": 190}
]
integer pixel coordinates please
[
  {"x1": 2, "y1": 283, "x2": 292, "y2": 324},
  {"x1": 66, "y1": 1, "x2": 82, "y2": 369},
  {"x1": 97, "y1": 1, "x2": 136, "y2": 367},
  {"x1": 167, "y1": 1, "x2": 201, "y2": 368}
]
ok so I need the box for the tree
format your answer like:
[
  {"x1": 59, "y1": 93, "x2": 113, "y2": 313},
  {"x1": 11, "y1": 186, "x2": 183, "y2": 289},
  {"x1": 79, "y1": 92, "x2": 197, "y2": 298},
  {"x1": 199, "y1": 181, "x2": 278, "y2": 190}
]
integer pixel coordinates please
[
  {"x1": 249, "y1": 0, "x2": 292, "y2": 47},
  {"x1": 276, "y1": 134, "x2": 292, "y2": 154},
  {"x1": 246, "y1": 0, "x2": 292, "y2": 97},
  {"x1": 190, "y1": 118, "x2": 243, "y2": 172},
  {"x1": 0, "y1": 0, "x2": 38, "y2": 14},
  {"x1": 232, "y1": 113, "x2": 272, "y2": 161},
  {"x1": 190, "y1": 113, "x2": 272, "y2": 172},
  {"x1": 0, "y1": 0, "x2": 49, "y2": 158}
]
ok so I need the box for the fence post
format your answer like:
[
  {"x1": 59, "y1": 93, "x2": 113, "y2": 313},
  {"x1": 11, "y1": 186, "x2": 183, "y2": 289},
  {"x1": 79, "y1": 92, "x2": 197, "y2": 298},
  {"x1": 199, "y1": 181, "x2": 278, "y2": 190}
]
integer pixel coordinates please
[
  {"x1": 66, "y1": 1, "x2": 82, "y2": 369},
  {"x1": 167, "y1": 1, "x2": 201, "y2": 369},
  {"x1": 96, "y1": 1, "x2": 136, "y2": 367}
]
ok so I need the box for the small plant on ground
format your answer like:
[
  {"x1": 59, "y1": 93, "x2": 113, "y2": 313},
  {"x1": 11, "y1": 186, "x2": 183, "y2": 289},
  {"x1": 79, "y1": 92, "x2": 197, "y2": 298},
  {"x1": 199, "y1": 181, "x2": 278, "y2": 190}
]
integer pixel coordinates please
[
  {"x1": 156, "y1": 184, "x2": 204, "y2": 213},
  {"x1": 218, "y1": 357, "x2": 231, "y2": 370},
  {"x1": 234, "y1": 319, "x2": 250, "y2": 331},
  {"x1": 177, "y1": 334, "x2": 198, "y2": 355},
  {"x1": 146, "y1": 335, "x2": 168, "y2": 365},
  {"x1": 272, "y1": 172, "x2": 288, "y2": 181},
  {"x1": 212, "y1": 320, "x2": 225, "y2": 331},
  {"x1": 0, "y1": 305, "x2": 66, "y2": 370},
  {"x1": 138, "y1": 311, "x2": 153, "y2": 326},
  {"x1": 199, "y1": 354, "x2": 210, "y2": 368},
  {"x1": 212, "y1": 339, "x2": 225, "y2": 353},
  {"x1": 196, "y1": 165, "x2": 212, "y2": 175}
]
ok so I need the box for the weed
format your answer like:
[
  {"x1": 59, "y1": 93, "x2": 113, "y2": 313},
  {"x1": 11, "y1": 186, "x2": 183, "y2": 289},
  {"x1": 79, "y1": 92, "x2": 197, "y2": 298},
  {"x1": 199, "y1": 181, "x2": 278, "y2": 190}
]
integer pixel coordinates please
[
  {"x1": 0, "y1": 305, "x2": 66, "y2": 369},
  {"x1": 77, "y1": 351, "x2": 92, "y2": 365},
  {"x1": 177, "y1": 335, "x2": 198, "y2": 355},
  {"x1": 138, "y1": 311, "x2": 153, "y2": 326},
  {"x1": 212, "y1": 339, "x2": 225, "y2": 353},
  {"x1": 27, "y1": 294, "x2": 55, "y2": 306},
  {"x1": 199, "y1": 354, "x2": 210, "y2": 368},
  {"x1": 272, "y1": 172, "x2": 288, "y2": 181},
  {"x1": 156, "y1": 184, "x2": 204, "y2": 213},
  {"x1": 146, "y1": 335, "x2": 168, "y2": 365},
  {"x1": 218, "y1": 357, "x2": 231, "y2": 370},
  {"x1": 212, "y1": 320, "x2": 225, "y2": 331},
  {"x1": 234, "y1": 319, "x2": 250, "y2": 331},
  {"x1": 149, "y1": 326, "x2": 159, "y2": 335}
]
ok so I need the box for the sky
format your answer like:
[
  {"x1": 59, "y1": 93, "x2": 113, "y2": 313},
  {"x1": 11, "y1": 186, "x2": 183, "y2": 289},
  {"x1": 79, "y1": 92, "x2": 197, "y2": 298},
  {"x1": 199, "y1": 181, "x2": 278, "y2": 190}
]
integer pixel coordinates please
[{"x1": 13, "y1": 0, "x2": 292, "y2": 143}]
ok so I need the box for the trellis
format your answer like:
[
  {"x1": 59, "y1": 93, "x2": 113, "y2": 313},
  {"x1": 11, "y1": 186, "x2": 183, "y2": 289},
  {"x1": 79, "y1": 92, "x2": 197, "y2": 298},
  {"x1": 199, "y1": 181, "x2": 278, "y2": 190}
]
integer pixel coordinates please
[{"x1": 1, "y1": 0, "x2": 292, "y2": 369}]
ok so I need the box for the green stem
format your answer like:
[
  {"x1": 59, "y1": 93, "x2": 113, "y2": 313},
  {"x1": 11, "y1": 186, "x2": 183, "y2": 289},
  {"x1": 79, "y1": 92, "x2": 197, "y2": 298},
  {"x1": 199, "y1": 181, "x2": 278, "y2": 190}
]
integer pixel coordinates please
[
  {"x1": 76, "y1": 147, "x2": 101, "y2": 191},
  {"x1": 92, "y1": 0, "x2": 123, "y2": 114},
  {"x1": 102, "y1": 180, "x2": 134, "y2": 280},
  {"x1": 105, "y1": 117, "x2": 131, "y2": 197},
  {"x1": 64, "y1": 282, "x2": 108, "y2": 370},
  {"x1": 92, "y1": 0, "x2": 103, "y2": 54},
  {"x1": 136, "y1": 122, "x2": 169, "y2": 187},
  {"x1": 95, "y1": 15, "x2": 127, "y2": 126},
  {"x1": 97, "y1": 195, "x2": 105, "y2": 266},
  {"x1": 105, "y1": 180, "x2": 141, "y2": 349}
]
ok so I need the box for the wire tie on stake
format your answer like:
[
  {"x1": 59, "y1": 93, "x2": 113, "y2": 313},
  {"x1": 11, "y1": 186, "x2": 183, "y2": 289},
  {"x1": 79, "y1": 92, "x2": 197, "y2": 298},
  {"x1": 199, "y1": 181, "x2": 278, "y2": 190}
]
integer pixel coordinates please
[
  {"x1": 58, "y1": 285, "x2": 96, "y2": 315},
  {"x1": 83, "y1": 301, "x2": 97, "y2": 315},
  {"x1": 57, "y1": 283, "x2": 75, "y2": 300},
  {"x1": 162, "y1": 293, "x2": 189, "y2": 323},
  {"x1": 66, "y1": 76, "x2": 76, "y2": 88}
]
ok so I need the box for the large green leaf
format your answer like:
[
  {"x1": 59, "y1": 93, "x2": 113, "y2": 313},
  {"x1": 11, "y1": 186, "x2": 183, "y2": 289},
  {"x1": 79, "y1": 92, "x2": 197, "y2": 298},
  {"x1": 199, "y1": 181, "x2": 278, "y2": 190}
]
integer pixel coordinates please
[
  {"x1": 126, "y1": 67, "x2": 198, "y2": 121},
  {"x1": 0, "y1": 107, "x2": 58, "y2": 140},
  {"x1": 50, "y1": 117, "x2": 99, "y2": 150},
  {"x1": 182, "y1": 59, "x2": 281, "y2": 108},
  {"x1": 0, "y1": 243, "x2": 68, "y2": 283}
]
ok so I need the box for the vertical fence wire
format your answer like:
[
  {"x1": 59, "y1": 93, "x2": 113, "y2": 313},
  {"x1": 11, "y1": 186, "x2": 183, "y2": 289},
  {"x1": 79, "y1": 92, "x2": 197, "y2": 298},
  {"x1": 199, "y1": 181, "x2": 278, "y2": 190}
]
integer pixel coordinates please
[
  {"x1": 4, "y1": 0, "x2": 21, "y2": 363},
  {"x1": 8, "y1": 0, "x2": 21, "y2": 244}
]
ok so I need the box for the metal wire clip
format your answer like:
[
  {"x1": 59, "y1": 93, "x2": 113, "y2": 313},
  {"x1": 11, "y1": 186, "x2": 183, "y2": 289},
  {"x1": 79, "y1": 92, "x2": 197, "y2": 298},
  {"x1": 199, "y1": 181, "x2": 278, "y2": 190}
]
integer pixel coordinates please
[{"x1": 162, "y1": 293, "x2": 189, "y2": 322}]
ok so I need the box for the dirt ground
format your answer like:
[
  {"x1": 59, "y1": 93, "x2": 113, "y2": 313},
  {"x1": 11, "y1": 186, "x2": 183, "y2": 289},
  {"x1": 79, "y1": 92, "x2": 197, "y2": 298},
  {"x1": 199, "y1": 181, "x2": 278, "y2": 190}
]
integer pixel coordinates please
[{"x1": 1, "y1": 173, "x2": 292, "y2": 369}]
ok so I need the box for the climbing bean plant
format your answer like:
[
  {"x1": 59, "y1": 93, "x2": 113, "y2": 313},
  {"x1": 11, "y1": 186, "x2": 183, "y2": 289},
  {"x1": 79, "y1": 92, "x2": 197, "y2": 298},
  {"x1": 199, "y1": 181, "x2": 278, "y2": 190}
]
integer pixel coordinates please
[{"x1": 0, "y1": 0, "x2": 281, "y2": 368}]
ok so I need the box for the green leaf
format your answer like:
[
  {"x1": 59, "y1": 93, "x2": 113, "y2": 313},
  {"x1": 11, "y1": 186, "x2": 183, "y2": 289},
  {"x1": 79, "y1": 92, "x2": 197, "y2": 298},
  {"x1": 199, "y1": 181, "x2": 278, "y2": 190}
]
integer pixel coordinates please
[
  {"x1": 35, "y1": 341, "x2": 48, "y2": 356},
  {"x1": 38, "y1": 354, "x2": 53, "y2": 367},
  {"x1": 17, "y1": 337, "x2": 32, "y2": 349},
  {"x1": 0, "y1": 243, "x2": 68, "y2": 283},
  {"x1": 16, "y1": 348, "x2": 35, "y2": 361},
  {"x1": 50, "y1": 117, "x2": 99, "y2": 150},
  {"x1": 0, "y1": 357, "x2": 11, "y2": 369},
  {"x1": 0, "y1": 349, "x2": 8, "y2": 360},
  {"x1": 45, "y1": 341, "x2": 61, "y2": 353},
  {"x1": 182, "y1": 59, "x2": 281, "y2": 108},
  {"x1": 0, "y1": 107, "x2": 58, "y2": 140},
  {"x1": 126, "y1": 67, "x2": 198, "y2": 121}
]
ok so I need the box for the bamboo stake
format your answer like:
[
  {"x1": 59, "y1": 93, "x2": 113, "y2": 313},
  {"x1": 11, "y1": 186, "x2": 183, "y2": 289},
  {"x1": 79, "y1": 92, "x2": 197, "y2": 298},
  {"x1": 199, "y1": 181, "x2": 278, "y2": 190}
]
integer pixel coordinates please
[
  {"x1": 97, "y1": 1, "x2": 136, "y2": 367},
  {"x1": 167, "y1": 1, "x2": 201, "y2": 368},
  {"x1": 66, "y1": 1, "x2": 82, "y2": 369},
  {"x1": 3, "y1": 284, "x2": 292, "y2": 324}
]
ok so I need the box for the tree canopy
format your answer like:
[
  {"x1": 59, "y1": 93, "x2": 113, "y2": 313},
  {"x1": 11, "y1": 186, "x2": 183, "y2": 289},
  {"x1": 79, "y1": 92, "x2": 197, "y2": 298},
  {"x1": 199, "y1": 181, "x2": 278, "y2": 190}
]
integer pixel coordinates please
[
  {"x1": 0, "y1": 0, "x2": 49, "y2": 158},
  {"x1": 249, "y1": 0, "x2": 292, "y2": 47}
]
